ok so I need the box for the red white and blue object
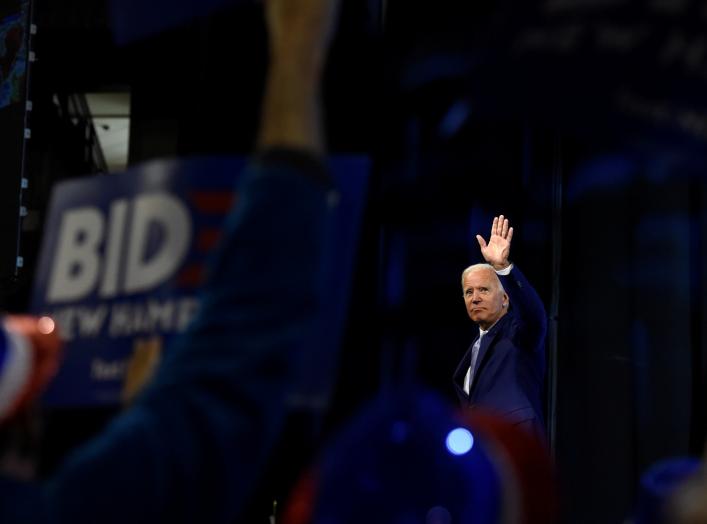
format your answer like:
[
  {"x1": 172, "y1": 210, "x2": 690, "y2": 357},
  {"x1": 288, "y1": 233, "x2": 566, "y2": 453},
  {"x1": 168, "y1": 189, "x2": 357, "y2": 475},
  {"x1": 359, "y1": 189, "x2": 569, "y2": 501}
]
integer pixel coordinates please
[{"x1": 0, "y1": 315, "x2": 62, "y2": 424}]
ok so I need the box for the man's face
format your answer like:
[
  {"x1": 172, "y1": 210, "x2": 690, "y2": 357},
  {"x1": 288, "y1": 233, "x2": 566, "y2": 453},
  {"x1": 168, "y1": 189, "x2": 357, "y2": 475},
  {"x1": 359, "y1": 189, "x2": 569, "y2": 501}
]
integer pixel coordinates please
[{"x1": 462, "y1": 268, "x2": 508, "y2": 330}]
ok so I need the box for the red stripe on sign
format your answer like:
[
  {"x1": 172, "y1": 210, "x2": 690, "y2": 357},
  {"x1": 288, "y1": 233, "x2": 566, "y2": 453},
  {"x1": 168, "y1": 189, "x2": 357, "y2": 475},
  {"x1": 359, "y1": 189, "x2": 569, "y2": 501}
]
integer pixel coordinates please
[
  {"x1": 197, "y1": 229, "x2": 222, "y2": 252},
  {"x1": 177, "y1": 264, "x2": 206, "y2": 287},
  {"x1": 190, "y1": 191, "x2": 237, "y2": 214}
]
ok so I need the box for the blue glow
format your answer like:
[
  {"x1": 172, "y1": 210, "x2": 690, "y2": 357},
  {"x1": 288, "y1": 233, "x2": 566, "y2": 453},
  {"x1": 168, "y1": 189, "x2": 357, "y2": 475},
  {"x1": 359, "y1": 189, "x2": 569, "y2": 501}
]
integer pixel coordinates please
[
  {"x1": 390, "y1": 421, "x2": 409, "y2": 443},
  {"x1": 439, "y1": 99, "x2": 471, "y2": 138},
  {"x1": 445, "y1": 428, "x2": 474, "y2": 455}
]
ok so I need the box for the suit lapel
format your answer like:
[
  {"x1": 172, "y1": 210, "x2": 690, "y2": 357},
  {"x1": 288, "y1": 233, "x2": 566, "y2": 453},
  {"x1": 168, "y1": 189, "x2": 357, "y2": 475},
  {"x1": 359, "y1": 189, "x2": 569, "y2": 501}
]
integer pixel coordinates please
[
  {"x1": 453, "y1": 340, "x2": 476, "y2": 401},
  {"x1": 453, "y1": 343, "x2": 474, "y2": 386},
  {"x1": 469, "y1": 315, "x2": 509, "y2": 394},
  {"x1": 472, "y1": 330, "x2": 497, "y2": 380}
]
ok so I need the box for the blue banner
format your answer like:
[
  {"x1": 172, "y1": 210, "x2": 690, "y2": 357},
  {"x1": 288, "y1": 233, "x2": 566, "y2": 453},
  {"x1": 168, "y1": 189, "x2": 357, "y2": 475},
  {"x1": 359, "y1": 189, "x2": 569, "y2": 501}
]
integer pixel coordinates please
[{"x1": 31, "y1": 155, "x2": 369, "y2": 406}]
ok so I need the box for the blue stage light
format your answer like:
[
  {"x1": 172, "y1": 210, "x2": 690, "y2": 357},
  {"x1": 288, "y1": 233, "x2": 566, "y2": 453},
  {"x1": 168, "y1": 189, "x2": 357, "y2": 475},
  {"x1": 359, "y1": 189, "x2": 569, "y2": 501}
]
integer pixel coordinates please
[{"x1": 445, "y1": 428, "x2": 474, "y2": 456}]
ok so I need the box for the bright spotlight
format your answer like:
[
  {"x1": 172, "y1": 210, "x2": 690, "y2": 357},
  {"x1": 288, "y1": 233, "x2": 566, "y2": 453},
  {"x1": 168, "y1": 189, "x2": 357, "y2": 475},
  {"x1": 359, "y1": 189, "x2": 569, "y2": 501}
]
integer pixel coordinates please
[{"x1": 445, "y1": 427, "x2": 474, "y2": 456}]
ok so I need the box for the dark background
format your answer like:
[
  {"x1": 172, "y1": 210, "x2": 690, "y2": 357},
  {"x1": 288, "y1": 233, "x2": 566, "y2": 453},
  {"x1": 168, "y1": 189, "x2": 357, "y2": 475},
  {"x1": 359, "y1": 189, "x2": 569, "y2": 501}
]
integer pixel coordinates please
[
  {"x1": 1, "y1": 0, "x2": 706, "y2": 522},
  {"x1": 0, "y1": 0, "x2": 29, "y2": 286}
]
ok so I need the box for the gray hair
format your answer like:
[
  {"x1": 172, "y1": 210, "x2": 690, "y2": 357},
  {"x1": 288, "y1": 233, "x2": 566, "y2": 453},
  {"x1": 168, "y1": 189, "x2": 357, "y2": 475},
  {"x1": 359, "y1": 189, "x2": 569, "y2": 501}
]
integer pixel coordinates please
[{"x1": 460, "y1": 263, "x2": 506, "y2": 292}]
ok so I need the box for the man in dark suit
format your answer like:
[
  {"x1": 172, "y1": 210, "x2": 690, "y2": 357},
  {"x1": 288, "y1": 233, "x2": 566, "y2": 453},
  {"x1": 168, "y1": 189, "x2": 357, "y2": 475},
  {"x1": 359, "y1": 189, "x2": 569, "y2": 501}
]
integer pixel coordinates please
[{"x1": 453, "y1": 215, "x2": 547, "y2": 437}]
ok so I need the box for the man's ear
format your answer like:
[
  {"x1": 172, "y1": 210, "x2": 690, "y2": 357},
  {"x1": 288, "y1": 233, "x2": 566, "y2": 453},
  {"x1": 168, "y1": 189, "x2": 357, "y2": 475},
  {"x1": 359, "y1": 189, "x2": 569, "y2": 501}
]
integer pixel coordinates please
[{"x1": 503, "y1": 293, "x2": 509, "y2": 307}]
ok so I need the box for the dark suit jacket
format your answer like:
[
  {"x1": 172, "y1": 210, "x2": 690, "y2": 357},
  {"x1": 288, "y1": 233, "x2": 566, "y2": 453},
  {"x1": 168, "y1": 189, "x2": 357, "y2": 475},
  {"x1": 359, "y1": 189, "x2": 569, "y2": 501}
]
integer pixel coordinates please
[{"x1": 453, "y1": 265, "x2": 547, "y2": 435}]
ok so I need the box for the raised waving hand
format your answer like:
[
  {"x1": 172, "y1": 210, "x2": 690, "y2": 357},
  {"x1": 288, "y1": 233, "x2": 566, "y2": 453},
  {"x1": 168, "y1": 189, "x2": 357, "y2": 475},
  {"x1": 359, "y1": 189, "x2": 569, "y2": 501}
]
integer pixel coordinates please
[{"x1": 476, "y1": 215, "x2": 513, "y2": 270}]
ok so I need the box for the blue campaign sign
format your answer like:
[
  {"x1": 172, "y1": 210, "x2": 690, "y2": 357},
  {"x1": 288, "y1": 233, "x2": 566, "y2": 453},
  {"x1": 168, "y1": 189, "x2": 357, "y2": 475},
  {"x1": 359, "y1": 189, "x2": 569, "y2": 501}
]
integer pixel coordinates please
[{"x1": 31, "y1": 155, "x2": 369, "y2": 407}]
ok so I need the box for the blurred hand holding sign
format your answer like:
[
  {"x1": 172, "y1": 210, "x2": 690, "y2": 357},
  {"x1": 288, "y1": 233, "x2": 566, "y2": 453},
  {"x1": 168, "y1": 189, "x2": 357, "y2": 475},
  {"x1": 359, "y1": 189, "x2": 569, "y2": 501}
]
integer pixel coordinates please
[
  {"x1": 121, "y1": 336, "x2": 163, "y2": 406},
  {"x1": 31, "y1": 156, "x2": 368, "y2": 407}
]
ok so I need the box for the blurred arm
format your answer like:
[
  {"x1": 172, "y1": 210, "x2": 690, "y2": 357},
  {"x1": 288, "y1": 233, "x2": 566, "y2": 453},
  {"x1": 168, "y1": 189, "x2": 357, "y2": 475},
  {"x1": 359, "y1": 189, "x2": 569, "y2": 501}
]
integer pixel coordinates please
[
  {"x1": 258, "y1": 0, "x2": 340, "y2": 155},
  {"x1": 0, "y1": 1, "x2": 340, "y2": 522}
]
